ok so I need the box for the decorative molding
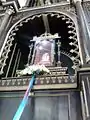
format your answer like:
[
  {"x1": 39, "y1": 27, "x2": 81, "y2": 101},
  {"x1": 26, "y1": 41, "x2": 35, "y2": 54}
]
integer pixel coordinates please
[
  {"x1": 12, "y1": 5, "x2": 72, "y2": 24},
  {"x1": 0, "y1": 74, "x2": 76, "y2": 91},
  {"x1": 18, "y1": 2, "x2": 70, "y2": 12},
  {"x1": 0, "y1": 66, "x2": 77, "y2": 90}
]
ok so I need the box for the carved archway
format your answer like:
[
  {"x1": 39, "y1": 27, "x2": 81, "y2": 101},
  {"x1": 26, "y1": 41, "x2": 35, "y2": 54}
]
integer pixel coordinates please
[{"x1": 0, "y1": 12, "x2": 81, "y2": 77}]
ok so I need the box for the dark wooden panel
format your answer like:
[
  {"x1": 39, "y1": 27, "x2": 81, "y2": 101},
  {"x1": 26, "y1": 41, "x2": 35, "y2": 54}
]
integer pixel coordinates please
[{"x1": 0, "y1": 92, "x2": 82, "y2": 120}]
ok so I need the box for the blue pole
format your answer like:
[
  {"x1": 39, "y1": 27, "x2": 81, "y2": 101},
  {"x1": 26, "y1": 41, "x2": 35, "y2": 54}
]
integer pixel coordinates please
[{"x1": 13, "y1": 75, "x2": 35, "y2": 120}]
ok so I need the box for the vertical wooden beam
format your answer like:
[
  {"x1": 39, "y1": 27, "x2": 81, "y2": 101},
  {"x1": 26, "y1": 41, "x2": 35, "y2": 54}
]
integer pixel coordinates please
[
  {"x1": 42, "y1": 14, "x2": 50, "y2": 33},
  {"x1": 39, "y1": 0, "x2": 50, "y2": 33}
]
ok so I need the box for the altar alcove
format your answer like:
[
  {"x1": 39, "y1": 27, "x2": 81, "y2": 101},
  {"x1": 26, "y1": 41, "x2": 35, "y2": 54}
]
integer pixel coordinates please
[
  {"x1": 1, "y1": 13, "x2": 80, "y2": 78},
  {"x1": 0, "y1": 12, "x2": 82, "y2": 120}
]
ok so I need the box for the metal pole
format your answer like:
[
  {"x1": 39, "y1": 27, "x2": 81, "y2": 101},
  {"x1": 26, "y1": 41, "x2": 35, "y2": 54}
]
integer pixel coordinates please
[{"x1": 13, "y1": 74, "x2": 35, "y2": 120}]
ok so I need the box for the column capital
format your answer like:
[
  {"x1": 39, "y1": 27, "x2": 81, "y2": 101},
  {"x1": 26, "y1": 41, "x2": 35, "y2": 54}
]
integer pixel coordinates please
[
  {"x1": 2, "y1": 1, "x2": 19, "y2": 12},
  {"x1": 6, "y1": 8, "x2": 14, "y2": 15},
  {"x1": 73, "y1": 0, "x2": 82, "y2": 4}
]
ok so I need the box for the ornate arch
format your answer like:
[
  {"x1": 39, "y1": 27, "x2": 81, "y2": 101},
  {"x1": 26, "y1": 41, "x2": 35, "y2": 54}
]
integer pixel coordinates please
[{"x1": 0, "y1": 11, "x2": 81, "y2": 75}]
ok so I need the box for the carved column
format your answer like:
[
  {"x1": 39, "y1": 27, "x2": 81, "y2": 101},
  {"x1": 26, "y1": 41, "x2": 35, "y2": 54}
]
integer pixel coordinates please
[
  {"x1": 57, "y1": 40, "x2": 61, "y2": 66},
  {"x1": 0, "y1": 8, "x2": 14, "y2": 54},
  {"x1": 73, "y1": 0, "x2": 90, "y2": 64}
]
